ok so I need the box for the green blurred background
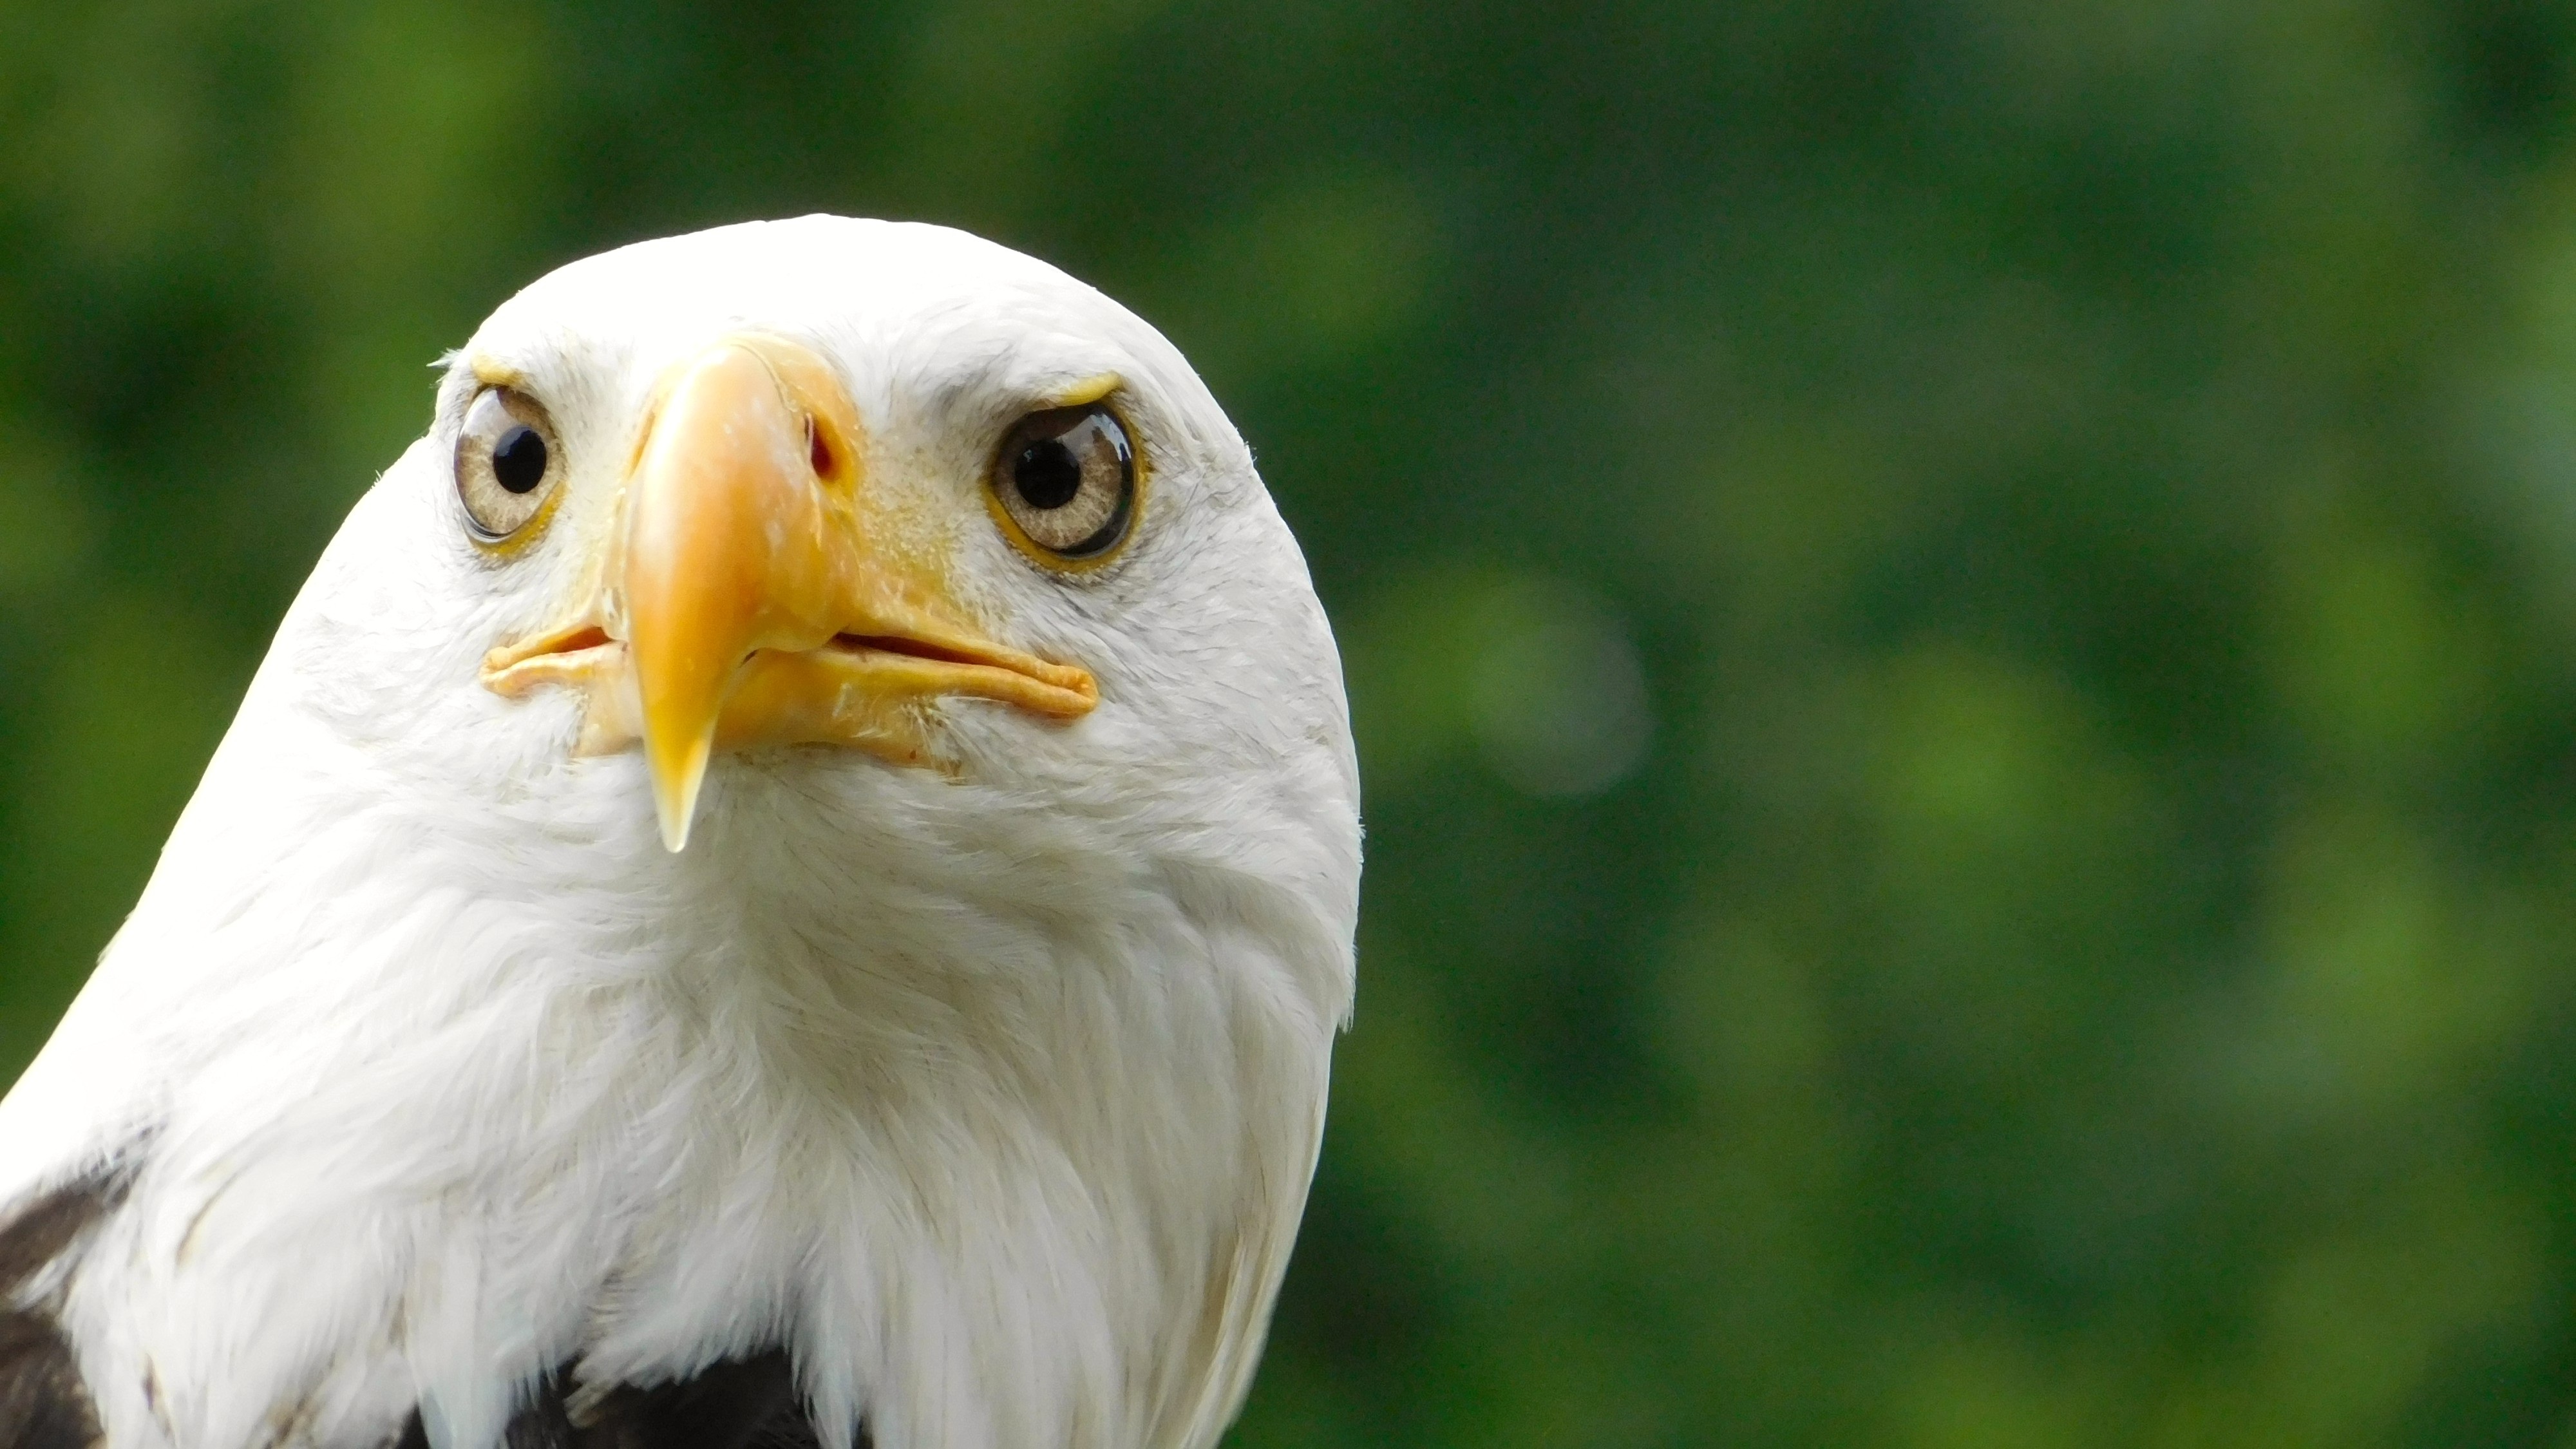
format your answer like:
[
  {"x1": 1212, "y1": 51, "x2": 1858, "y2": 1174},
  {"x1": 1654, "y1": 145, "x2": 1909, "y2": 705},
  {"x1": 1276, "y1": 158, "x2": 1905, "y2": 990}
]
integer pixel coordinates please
[{"x1": 8, "y1": 1, "x2": 2576, "y2": 1444}]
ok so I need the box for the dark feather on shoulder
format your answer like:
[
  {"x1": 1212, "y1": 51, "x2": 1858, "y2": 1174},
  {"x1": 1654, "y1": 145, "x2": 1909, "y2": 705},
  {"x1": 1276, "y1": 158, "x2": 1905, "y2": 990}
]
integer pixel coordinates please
[
  {"x1": 395, "y1": 1350, "x2": 841, "y2": 1449},
  {"x1": 0, "y1": 1171, "x2": 128, "y2": 1449}
]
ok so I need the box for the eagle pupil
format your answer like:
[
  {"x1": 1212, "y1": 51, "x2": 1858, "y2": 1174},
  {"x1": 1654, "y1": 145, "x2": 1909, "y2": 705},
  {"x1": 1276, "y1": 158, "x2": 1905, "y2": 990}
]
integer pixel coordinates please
[
  {"x1": 1014, "y1": 440, "x2": 1083, "y2": 510},
  {"x1": 492, "y1": 426, "x2": 549, "y2": 495}
]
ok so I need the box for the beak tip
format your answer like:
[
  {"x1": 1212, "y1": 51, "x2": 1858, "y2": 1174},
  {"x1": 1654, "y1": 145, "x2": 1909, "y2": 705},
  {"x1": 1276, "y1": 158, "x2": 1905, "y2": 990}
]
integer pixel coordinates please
[{"x1": 649, "y1": 736, "x2": 712, "y2": 854}]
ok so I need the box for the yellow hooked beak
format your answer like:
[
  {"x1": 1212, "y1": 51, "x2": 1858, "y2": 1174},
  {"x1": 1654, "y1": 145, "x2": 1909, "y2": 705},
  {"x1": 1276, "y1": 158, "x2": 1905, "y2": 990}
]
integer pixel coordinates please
[{"x1": 480, "y1": 337, "x2": 1097, "y2": 851}]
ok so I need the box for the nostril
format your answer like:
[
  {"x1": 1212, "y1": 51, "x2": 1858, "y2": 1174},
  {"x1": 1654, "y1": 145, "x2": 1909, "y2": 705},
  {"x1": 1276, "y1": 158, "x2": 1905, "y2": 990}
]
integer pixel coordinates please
[{"x1": 808, "y1": 417, "x2": 835, "y2": 480}]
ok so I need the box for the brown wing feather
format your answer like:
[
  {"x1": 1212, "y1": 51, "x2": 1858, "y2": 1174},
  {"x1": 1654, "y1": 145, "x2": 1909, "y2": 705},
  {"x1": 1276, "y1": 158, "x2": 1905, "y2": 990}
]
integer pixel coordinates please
[
  {"x1": 395, "y1": 1351, "x2": 842, "y2": 1449},
  {"x1": 0, "y1": 1311, "x2": 99, "y2": 1449},
  {"x1": 0, "y1": 1173, "x2": 124, "y2": 1449}
]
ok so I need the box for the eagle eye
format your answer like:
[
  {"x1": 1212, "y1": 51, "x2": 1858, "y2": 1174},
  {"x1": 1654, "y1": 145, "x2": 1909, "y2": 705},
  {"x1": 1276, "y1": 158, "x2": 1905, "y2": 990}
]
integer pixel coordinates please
[
  {"x1": 989, "y1": 402, "x2": 1135, "y2": 562},
  {"x1": 456, "y1": 387, "x2": 565, "y2": 543}
]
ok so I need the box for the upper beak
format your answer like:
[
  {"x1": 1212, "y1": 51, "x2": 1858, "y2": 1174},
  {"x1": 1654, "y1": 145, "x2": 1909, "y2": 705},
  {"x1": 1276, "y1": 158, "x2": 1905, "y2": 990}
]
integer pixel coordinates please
[{"x1": 481, "y1": 337, "x2": 1097, "y2": 851}]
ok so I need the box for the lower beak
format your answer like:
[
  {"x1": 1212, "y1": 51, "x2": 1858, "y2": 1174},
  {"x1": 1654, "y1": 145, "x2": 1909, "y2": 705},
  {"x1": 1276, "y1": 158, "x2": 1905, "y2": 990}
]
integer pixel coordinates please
[{"x1": 482, "y1": 337, "x2": 1097, "y2": 851}]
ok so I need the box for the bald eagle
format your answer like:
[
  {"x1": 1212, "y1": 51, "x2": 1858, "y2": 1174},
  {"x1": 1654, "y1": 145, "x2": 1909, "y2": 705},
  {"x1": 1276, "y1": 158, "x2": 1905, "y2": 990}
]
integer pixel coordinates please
[{"x1": 0, "y1": 217, "x2": 1361, "y2": 1449}]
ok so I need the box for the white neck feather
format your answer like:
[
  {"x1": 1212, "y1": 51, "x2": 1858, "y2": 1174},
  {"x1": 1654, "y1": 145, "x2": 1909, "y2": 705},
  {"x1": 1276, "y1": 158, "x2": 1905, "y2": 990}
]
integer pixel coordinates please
[{"x1": 3, "y1": 647, "x2": 1351, "y2": 1449}]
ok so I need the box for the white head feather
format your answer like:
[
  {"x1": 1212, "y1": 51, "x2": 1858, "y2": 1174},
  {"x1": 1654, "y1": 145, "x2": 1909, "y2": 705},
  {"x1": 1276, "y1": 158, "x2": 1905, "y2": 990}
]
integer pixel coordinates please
[{"x1": 0, "y1": 216, "x2": 1359, "y2": 1449}]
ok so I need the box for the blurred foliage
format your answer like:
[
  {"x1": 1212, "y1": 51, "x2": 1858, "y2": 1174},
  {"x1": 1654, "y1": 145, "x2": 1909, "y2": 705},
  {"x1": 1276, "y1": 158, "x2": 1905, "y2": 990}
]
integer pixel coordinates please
[{"x1": 10, "y1": 0, "x2": 2576, "y2": 1444}]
